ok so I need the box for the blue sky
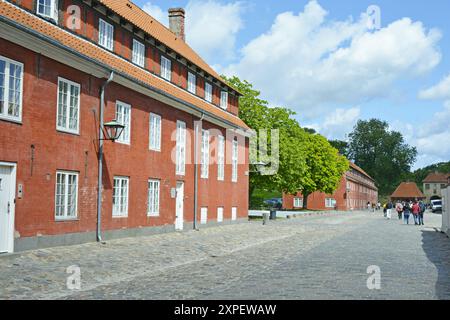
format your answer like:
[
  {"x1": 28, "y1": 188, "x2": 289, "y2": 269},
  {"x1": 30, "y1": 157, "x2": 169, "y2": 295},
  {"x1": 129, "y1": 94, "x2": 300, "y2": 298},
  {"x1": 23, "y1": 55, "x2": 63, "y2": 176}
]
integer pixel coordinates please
[{"x1": 135, "y1": 0, "x2": 450, "y2": 170}]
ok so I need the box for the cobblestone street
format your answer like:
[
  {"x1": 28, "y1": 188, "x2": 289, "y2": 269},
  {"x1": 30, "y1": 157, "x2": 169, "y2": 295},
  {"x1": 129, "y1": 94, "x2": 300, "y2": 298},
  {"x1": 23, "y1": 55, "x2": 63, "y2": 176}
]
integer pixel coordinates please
[{"x1": 1, "y1": 211, "x2": 449, "y2": 300}]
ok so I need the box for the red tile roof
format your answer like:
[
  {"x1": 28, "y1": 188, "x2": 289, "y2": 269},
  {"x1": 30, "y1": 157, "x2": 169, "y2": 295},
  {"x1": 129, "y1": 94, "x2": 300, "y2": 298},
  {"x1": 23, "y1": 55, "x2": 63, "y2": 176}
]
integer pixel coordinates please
[
  {"x1": 422, "y1": 172, "x2": 450, "y2": 183},
  {"x1": 349, "y1": 162, "x2": 374, "y2": 181},
  {"x1": 390, "y1": 182, "x2": 425, "y2": 199},
  {"x1": 0, "y1": 1, "x2": 248, "y2": 130},
  {"x1": 98, "y1": 0, "x2": 234, "y2": 91}
]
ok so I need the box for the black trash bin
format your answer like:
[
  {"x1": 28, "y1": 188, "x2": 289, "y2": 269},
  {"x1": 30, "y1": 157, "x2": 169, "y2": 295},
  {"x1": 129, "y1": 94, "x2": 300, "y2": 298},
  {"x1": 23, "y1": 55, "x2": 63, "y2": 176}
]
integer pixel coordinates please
[{"x1": 269, "y1": 209, "x2": 277, "y2": 220}]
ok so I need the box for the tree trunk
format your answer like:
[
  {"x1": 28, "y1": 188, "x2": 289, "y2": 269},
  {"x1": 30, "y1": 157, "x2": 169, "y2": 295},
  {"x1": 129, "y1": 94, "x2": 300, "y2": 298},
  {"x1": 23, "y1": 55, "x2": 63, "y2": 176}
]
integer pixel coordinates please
[{"x1": 303, "y1": 192, "x2": 310, "y2": 210}]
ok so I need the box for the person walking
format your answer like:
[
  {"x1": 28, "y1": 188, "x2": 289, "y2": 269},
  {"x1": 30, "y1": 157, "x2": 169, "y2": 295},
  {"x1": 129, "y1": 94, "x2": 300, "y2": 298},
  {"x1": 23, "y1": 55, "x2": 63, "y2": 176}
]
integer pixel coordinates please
[
  {"x1": 395, "y1": 201, "x2": 403, "y2": 220},
  {"x1": 386, "y1": 201, "x2": 393, "y2": 220},
  {"x1": 419, "y1": 201, "x2": 426, "y2": 225},
  {"x1": 403, "y1": 201, "x2": 411, "y2": 225},
  {"x1": 412, "y1": 201, "x2": 421, "y2": 225}
]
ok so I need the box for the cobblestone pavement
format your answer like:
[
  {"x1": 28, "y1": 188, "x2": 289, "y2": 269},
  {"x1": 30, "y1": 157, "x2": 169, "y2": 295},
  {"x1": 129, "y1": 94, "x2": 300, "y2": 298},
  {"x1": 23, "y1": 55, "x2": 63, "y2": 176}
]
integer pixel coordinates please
[{"x1": 1, "y1": 211, "x2": 449, "y2": 300}]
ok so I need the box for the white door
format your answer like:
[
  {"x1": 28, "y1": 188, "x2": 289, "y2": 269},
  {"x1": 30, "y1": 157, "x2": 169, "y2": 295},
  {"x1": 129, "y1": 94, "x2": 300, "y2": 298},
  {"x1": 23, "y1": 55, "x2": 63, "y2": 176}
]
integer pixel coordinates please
[
  {"x1": 217, "y1": 207, "x2": 223, "y2": 223},
  {"x1": 232, "y1": 207, "x2": 237, "y2": 221},
  {"x1": 175, "y1": 182, "x2": 184, "y2": 230},
  {"x1": 200, "y1": 207, "x2": 207, "y2": 225},
  {"x1": 0, "y1": 165, "x2": 15, "y2": 253}
]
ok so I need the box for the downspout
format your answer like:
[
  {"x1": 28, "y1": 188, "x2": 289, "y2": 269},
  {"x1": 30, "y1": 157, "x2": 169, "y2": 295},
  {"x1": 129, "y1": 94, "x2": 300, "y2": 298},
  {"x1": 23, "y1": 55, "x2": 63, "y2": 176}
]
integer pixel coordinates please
[
  {"x1": 193, "y1": 113, "x2": 205, "y2": 230},
  {"x1": 97, "y1": 71, "x2": 114, "y2": 242}
]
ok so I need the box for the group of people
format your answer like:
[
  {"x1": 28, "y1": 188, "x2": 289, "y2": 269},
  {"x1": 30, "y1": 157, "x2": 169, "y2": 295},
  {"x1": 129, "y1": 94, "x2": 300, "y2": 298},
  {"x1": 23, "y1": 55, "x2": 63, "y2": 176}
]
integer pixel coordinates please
[{"x1": 383, "y1": 200, "x2": 426, "y2": 225}]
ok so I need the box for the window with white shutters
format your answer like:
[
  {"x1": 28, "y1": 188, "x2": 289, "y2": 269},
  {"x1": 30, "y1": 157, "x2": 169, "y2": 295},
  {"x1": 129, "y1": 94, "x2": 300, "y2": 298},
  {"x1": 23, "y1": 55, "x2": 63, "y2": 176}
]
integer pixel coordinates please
[
  {"x1": 132, "y1": 39, "x2": 145, "y2": 67},
  {"x1": 294, "y1": 198, "x2": 303, "y2": 208},
  {"x1": 188, "y1": 72, "x2": 196, "y2": 94},
  {"x1": 220, "y1": 91, "x2": 228, "y2": 110},
  {"x1": 0, "y1": 56, "x2": 23, "y2": 122},
  {"x1": 217, "y1": 135, "x2": 225, "y2": 181},
  {"x1": 37, "y1": 0, "x2": 58, "y2": 21},
  {"x1": 57, "y1": 77, "x2": 80, "y2": 134},
  {"x1": 205, "y1": 82, "x2": 212, "y2": 103},
  {"x1": 148, "y1": 179, "x2": 160, "y2": 216},
  {"x1": 161, "y1": 56, "x2": 172, "y2": 81},
  {"x1": 176, "y1": 121, "x2": 186, "y2": 175},
  {"x1": 113, "y1": 177, "x2": 129, "y2": 217},
  {"x1": 98, "y1": 18, "x2": 114, "y2": 50},
  {"x1": 201, "y1": 130, "x2": 210, "y2": 179},
  {"x1": 149, "y1": 113, "x2": 161, "y2": 151},
  {"x1": 232, "y1": 139, "x2": 238, "y2": 182},
  {"x1": 115, "y1": 101, "x2": 131, "y2": 144},
  {"x1": 55, "y1": 171, "x2": 78, "y2": 220}
]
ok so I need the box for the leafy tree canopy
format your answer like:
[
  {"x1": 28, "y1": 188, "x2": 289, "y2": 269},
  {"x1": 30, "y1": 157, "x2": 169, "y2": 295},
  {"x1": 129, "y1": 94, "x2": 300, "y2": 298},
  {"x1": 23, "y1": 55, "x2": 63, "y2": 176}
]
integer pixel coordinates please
[
  {"x1": 347, "y1": 119, "x2": 417, "y2": 196},
  {"x1": 224, "y1": 76, "x2": 349, "y2": 202}
]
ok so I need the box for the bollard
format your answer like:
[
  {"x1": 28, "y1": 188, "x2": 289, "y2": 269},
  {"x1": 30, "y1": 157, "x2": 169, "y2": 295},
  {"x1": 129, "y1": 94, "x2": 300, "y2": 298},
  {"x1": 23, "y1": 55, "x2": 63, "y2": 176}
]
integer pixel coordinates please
[{"x1": 262, "y1": 212, "x2": 269, "y2": 225}]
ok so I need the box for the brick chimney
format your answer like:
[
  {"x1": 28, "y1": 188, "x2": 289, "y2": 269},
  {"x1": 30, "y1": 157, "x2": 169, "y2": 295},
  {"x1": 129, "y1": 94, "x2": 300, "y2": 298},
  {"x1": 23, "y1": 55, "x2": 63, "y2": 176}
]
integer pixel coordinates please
[{"x1": 168, "y1": 8, "x2": 185, "y2": 41}]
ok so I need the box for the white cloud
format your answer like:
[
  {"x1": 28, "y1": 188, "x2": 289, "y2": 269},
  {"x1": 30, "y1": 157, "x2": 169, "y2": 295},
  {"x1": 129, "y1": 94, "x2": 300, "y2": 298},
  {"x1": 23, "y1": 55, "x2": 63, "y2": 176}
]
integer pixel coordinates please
[
  {"x1": 419, "y1": 73, "x2": 450, "y2": 100},
  {"x1": 224, "y1": 0, "x2": 442, "y2": 118},
  {"x1": 142, "y1": 1, "x2": 244, "y2": 64},
  {"x1": 186, "y1": 1, "x2": 244, "y2": 63},
  {"x1": 308, "y1": 107, "x2": 361, "y2": 140},
  {"x1": 143, "y1": 3, "x2": 168, "y2": 26}
]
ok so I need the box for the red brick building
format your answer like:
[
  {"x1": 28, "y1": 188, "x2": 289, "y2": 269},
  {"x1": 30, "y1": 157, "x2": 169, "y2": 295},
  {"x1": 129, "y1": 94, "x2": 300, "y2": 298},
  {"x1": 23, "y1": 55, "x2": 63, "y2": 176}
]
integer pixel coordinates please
[
  {"x1": 0, "y1": 0, "x2": 250, "y2": 253},
  {"x1": 283, "y1": 162, "x2": 378, "y2": 211}
]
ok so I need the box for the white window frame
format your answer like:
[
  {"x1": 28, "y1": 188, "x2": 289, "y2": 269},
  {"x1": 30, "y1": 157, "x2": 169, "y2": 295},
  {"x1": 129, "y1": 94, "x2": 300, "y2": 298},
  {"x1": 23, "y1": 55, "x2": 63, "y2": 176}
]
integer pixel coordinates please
[
  {"x1": 161, "y1": 55, "x2": 172, "y2": 81},
  {"x1": 231, "y1": 207, "x2": 237, "y2": 221},
  {"x1": 176, "y1": 120, "x2": 186, "y2": 176},
  {"x1": 132, "y1": 39, "x2": 145, "y2": 67},
  {"x1": 220, "y1": 91, "x2": 228, "y2": 110},
  {"x1": 325, "y1": 198, "x2": 336, "y2": 208},
  {"x1": 217, "y1": 135, "x2": 225, "y2": 181},
  {"x1": 55, "y1": 171, "x2": 78, "y2": 221},
  {"x1": 217, "y1": 207, "x2": 224, "y2": 223},
  {"x1": 37, "y1": 0, "x2": 58, "y2": 21},
  {"x1": 293, "y1": 198, "x2": 303, "y2": 208},
  {"x1": 201, "y1": 130, "x2": 210, "y2": 179},
  {"x1": 56, "y1": 77, "x2": 80, "y2": 134},
  {"x1": 205, "y1": 82, "x2": 212, "y2": 103},
  {"x1": 200, "y1": 207, "x2": 208, "y2": 225},
  {"x1": 149, "y1": 113, "x2": 161, "y2": 151},
  {"x1": 187, "y1": 72, "x2": 196, "y2": 94},
  {"x1": 147, "y1": 179, "x2": 160, "y2": 217},
  {"x1": 232, "y1": 139, "x2": 238, "y2": 182},
  {"x1": 115, "y1": 101, "x2": 131, "y2": 145},
  {"x1": 112, "y1": 176, "x2": 129, "y2": 217},
  {"x1": 0, "y1": 55, "x2": 23, "y2": 123},
  {"x1": 98, "y1": 18, "x2": 114, "y2": 51}
]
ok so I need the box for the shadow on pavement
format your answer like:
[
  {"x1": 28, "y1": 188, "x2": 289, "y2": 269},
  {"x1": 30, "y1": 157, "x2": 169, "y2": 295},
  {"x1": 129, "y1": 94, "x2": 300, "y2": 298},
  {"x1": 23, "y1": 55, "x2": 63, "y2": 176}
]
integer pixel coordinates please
[{"x1": 421, "y1": 229, "x2": 450, "y2": 299}]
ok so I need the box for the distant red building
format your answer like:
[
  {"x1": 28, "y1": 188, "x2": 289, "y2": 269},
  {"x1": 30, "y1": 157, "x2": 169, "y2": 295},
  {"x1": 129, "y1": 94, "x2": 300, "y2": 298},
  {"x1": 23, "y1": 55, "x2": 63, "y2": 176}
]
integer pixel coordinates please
[{"x1": 283, "y1": 162, "x2": 378, "y2": 211}]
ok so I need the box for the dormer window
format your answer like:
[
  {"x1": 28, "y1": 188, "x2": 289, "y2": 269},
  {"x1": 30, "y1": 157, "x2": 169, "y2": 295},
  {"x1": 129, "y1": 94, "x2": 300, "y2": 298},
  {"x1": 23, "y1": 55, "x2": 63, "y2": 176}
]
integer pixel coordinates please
[
  {"x1": 132, "y1": 39, "x2": 145, "y2": 67},
  {"x1": 220, "y1": 91, "x2": 228, "y2": 110},
  {"x1": 98, "y1": 18, "x2": 114, "y2": 51},
  {"x1": 205, "y1": 82, "x2": 212, "y2": 103},
  {"x1": 161, "y1": 56, "x2": 172, "y2": 81},
  {"x1": 37, "y1": 0, "x2": 58, "y2": 21},
  {"x1": 188, "y1": 72, "x2": 196, "y2": 94}
]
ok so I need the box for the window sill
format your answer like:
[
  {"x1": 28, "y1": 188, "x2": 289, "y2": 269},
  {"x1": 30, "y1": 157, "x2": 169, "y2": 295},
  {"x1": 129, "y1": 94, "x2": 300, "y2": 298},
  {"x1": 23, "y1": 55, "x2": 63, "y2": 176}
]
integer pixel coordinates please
[
  {"x1": 147, "y1": 213, "x2": 160, "y2": 218},
  {"x1": 55, "y1": 217, "x2": 79, "y2": 222},
  {"x1": 56, "y1": 128, "x2": 80, "y2": 136},
  {"x1": 149, "y1": 147, "x2": 161, "y2": 152},
  {"x1": 0, "y1": 116, "x2": 22, "y2": 125},
  {"x1": 112, "y1": 215, "x2": 128, "y2": 219}
]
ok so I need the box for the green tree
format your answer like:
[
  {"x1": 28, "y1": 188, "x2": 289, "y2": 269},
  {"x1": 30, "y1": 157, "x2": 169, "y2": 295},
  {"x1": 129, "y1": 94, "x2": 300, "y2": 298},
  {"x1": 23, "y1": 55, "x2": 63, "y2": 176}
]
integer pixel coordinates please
[
  {"x1": 329, "y1": 139, "x2": 349, "y2": 157},
  {"x1": 224, "y1": 76, "x2": 350, "y2": 208},
  {"x1": 347, "y1": 119, "x2": 417, "y2": 196},
  {"x1": 300, "y1": 134, "x2": 349, "y2": 209},
  {"x1": 224, "y1": 76, "x2": 308, "y2": 197}
]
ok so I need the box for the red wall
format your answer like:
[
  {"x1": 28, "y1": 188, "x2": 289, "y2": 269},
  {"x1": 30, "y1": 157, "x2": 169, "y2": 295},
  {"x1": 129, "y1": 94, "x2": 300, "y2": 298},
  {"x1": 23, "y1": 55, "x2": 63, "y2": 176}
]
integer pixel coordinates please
[{"x1": 0, "y1": 38, "x2": 249, "y2": 239}]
